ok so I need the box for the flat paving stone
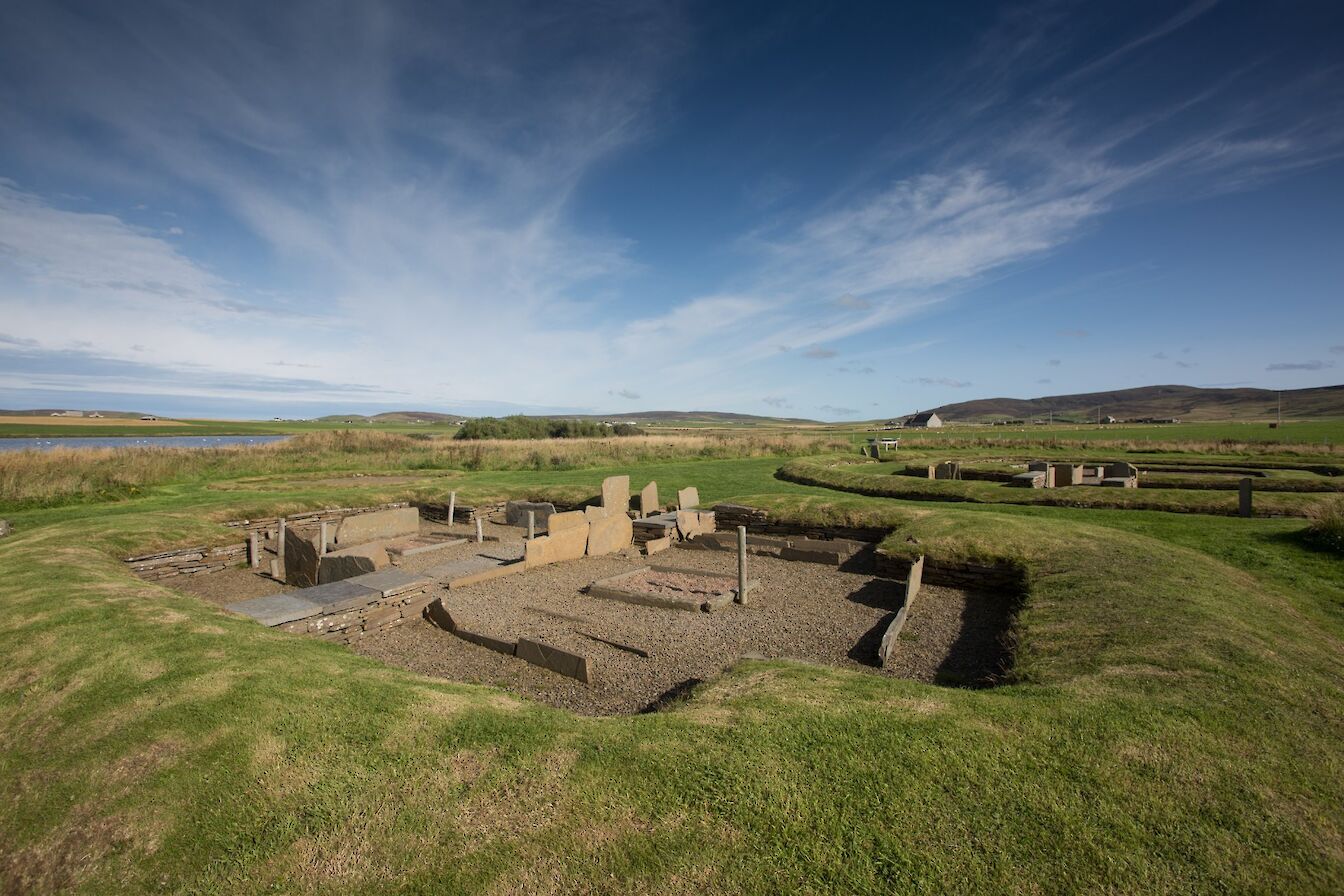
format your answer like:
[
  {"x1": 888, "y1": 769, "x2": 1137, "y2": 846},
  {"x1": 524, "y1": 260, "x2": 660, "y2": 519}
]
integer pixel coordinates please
[
  {"x1": 346, "y1": 568, "x2": 430, "y2": 597},
  {"x1": 423, "y1": 554, "x2": 508, "y2": 580},
  {"x1": 225, "y1": 593, "x2": 323, "y2": 627},
  {"x1": 290, "y1": 578, "x2": 383, "y2": 611}
]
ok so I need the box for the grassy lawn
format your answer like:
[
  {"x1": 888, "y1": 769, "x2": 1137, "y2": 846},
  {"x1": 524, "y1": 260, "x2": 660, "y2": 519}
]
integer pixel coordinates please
[{"x1": 1, "y1": 444, "x2": 1342, "y2": 893}]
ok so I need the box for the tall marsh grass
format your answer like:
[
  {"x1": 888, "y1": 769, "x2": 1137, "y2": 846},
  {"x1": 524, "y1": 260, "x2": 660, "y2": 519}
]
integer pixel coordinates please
[
  {"x1": 1305, "y1": 496, "x2": 1344, "y2": 552},
  {"x1": 0, "y1": 430, "x2": 848, "y2": 510}
]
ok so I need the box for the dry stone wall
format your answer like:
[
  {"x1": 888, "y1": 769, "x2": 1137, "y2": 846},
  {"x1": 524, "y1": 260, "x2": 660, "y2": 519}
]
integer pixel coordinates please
[{"x1": 126, "y1": 543, "x2": 250, "y2": 582}]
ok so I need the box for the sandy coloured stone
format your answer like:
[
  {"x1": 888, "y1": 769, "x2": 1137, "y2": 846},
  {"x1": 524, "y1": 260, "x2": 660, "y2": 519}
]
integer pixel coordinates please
[
  {"x1": 524, "y1": 523, "x2": 589, "y2": 568},
  {"x1": 677, "y1": 486, "x2": 700, "y2": 510},
  {"x1": 644, "y1": 535, "x2": 672, "y2": 555},
  {"x1": 516, "y1": 638, "x2": 592, "y2": 683},
  {"x1": 601, "y1": 475, "x2": 631, "y2": 514},
  {"x1": 586, "y1": 511, "x2": 633, "y2": 557},
  {"x1": 584, "y1": 504, "x2": 610, "y2": 522},
  {"x1": 639, "y1": 481, "x2": 659, "y2": 517},
  {"x1": 548, "y1": 510, "x2": 587, "y2": 533},
  {"x1": 334, "y1": 507, "x2": 420, "y2": 546}
]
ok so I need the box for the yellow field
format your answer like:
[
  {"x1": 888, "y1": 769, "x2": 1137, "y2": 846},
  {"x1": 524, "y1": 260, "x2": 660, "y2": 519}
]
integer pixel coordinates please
[{"x1": 0, "y1": 415, "x2": 187, "y2": 426}]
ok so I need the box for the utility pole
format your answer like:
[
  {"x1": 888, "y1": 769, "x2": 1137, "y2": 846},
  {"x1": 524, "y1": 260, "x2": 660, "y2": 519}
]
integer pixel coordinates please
[{"x1": 1277, "y1": 392, "x2": 1282, "y2": 426}]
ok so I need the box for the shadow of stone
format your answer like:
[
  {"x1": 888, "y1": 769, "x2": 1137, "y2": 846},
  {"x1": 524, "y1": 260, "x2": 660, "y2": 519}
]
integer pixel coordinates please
[
  {"x1": 639, "y1": 677, "x2": 706, "y2": 714},
  {"x1": 848, "y1": 614, "x2": 895, "y2": 667},
  {"x1": 838, "y1": 545, "x2": 878, "y2": 575},
  {"x1": 843, "y1": 578, "x2": 903, "y2": 611}
]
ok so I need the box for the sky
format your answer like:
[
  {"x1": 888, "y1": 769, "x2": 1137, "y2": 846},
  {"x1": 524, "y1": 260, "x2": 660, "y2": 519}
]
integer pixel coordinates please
[{"x1": 0, "y1": 1, "x2": 1341, "y2": 421}]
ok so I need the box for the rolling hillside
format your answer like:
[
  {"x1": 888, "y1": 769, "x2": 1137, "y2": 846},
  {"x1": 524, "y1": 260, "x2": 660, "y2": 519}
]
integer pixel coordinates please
[{"x1": 926, "y1": 384, "x2": 1344, "y2": 423}]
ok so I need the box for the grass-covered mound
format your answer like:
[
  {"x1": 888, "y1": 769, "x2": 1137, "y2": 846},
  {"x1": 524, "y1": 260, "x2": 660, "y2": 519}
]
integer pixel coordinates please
[
  {"x1": 779, "y1": 455, "x2": 1329, "y2": 517},
  {"x1": 1, "y1": 456, "x2": 1342, "y2": 892}
]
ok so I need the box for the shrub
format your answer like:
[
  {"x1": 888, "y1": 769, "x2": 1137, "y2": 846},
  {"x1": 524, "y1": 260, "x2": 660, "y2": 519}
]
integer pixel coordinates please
[{"x1": 1305, "y1": 496, "x2": 1344, "y2": 552}]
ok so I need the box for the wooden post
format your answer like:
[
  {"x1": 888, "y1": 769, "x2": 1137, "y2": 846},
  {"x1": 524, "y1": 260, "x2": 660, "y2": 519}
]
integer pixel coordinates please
[
  {"x1": 448, "y1": 491, "x2": 457, "y2": 529},
  {"x1": 249, "y1": 530, "x2": 260, "y2": 569},
  {"x1": 475, "y1": 516, "x2": 484, "y2": 543},
  {"x1": 1239, "y1": 478, "x2": 1253, "y2": 518},
  {"x1": 319, "y1": 520, "x2": 329, "y2": 555},
  {"x1": 276, "y1": 517, "x2": 287, "y2": 578},
  {"x1": 528, "y1": 510, "x2": 535, "y2": 541},
  {"x1": 736, "y1": 525, "x2": 747, "y2": 604}
]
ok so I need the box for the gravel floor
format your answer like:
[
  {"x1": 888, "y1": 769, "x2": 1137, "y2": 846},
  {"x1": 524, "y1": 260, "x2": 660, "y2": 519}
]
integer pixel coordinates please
[
  {"x1": 174, "y1": 520, "x2": 1014, "y2": 715},
  {"x1": 354, "y1": 544, "x2": 1014, "y2": 715}
]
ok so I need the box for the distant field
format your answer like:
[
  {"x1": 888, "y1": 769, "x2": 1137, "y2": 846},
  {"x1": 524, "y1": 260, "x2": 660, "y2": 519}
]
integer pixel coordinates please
[{"x1": 0, "y1": 415, "x2": 189, "y2": 428}]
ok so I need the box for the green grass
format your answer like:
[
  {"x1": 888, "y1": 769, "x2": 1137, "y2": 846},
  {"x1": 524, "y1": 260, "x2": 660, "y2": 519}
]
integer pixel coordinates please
[
  {"x1": 778, "y1": 455, "x2": 1333, "y2": 517},
  {"x1": 1, "y1": 444, "x2": 1342, "y2": 893}
]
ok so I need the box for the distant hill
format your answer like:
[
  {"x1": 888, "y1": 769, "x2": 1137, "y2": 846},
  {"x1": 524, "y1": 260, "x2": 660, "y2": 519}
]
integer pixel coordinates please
[
  {"x1": 925, "y1": 384, "x2": 1344, "y2": 423},
  {"x1": 315, "y1": 410, "x2": 821, "y2": 425}
]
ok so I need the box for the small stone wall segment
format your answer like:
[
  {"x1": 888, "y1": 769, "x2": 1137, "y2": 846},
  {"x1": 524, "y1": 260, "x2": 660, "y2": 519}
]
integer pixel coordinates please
[
  {"x1": 423, "y1": 598, "x2": 592, "y2": 681},
  {"x1": 126, "y1": 543, "x2": 249, "y2": 581},
  {"x1": 711, "y1": 504, "x2": 891, "y2": 544}
]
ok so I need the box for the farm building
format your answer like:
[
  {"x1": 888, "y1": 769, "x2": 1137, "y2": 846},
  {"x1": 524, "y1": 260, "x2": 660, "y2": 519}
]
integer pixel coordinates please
[{"x1": 904, "y1": 412, "x2": 943, "y2": 428}]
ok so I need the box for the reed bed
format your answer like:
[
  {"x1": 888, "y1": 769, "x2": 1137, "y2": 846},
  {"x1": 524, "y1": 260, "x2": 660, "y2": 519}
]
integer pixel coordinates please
[
  {"x1": 0, "y1": 430, "x2": 848, "y2": 509},
  {"x1": 890, "y1": 435, "x2": 1343, "y2": 456}
]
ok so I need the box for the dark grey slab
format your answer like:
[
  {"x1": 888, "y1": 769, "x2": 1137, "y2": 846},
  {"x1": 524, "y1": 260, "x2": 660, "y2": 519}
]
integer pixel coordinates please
[
  {"x1": 290, "y1": 578, "x2": 382, "y2": 611},
  {"x1": 225, "y1": 593, "x2": 323, "y2": 627},
  {"x1": 346, "y1": 568, "x2": 430, "y2": 597}
]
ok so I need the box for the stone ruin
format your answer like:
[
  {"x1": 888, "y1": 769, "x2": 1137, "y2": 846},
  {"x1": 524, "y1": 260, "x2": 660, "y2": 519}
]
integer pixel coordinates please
[{"x1": 1008, "y1": 461, "x2": 1137, "y2": 489}]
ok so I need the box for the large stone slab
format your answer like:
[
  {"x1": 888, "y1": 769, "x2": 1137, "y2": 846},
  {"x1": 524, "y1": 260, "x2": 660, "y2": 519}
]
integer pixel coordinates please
[
  {"x1": 505, "y1": 501, "x2": 555, "y2": 530},
  {"x1": 601, "y1": 475, "x2": 630, "y2": 514},
  {"x1": 317, "y1": 543, "x2": 389, "y2": 584},
  {"x1": 1105, "y1": 461, "x2": 1139, "y2": 480},
  {"x1": 334, "y1": 507, "x2": 420, "y2": 546},
  {"x1": 0, "y1": 519, "x2": 10, "y2": 538},
  {"x1": 586, "y1": 511, "x2": 633, "y2": 557},
  {"x1": 345, "y1": 568, "x2": 430, "y2": 598},
  {"x1": 639, "y1": 481, "x2": 658, "y2": 517},
  {"x1": 283, "y1": 527, "x2": 320, "y2": 587},
  {"x1": 677, "y1": 486, "x2": 699, "y2": 510},
  {"x1": 548, "y1": 510, "x2": 587, "y2": 533},
  {"x1": 584, "y1": 504, "x2": 610, "y2": 522},
  {"x1": 524, "y1": 523, "x2": 589, "y2": 568},
  {"x1": 290, "y1": 577, "x2": 383, "y2": 612},
  {"x1": 879, "y1": 555, "x2": 925, "y2": 666},
  {"x1": 1052, "y1": 464, "x2": 1083, "y2": 486},
  {"x1": 516, "y1": 637, "x2": 593, "y2": 683},
  {"x1": 225, "y1": 593, "x2": 323, "y2": 627},
  {"x1": 933, "y1": 462, "x2": 960, "y2": 480}
]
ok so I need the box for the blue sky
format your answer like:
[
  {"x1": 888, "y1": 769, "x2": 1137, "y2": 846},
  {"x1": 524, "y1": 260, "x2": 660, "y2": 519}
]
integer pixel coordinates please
[{"x1": 0, "y1": 0, "x2": 1341, "y2": 420}]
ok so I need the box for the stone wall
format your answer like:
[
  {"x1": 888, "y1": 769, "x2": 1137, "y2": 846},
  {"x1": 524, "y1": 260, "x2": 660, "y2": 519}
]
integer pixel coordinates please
[
  {"x1": 874, "y1": 550, "x2": 1026, "y2": 592},
  {"x1": 224, "y1": 501, "x2": 411, "y2": 534},
  {"x1": 125, "y1": 543, "x2": 250, "y2": 582},
  {"x1": 415, "y1": 500, "x2": 507, "y2": 524},
  {"x1": 711, "y1": 503, "x2": 892, "y2": 544},
  {"x1": 274, "y1": 587, "x2": 434, "y2": 645}
]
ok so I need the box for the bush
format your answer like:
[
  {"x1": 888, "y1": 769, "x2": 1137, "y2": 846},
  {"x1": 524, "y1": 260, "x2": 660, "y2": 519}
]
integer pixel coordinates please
[{"x1": 454, "y1": 416, "x2": 642, "y2": 440}]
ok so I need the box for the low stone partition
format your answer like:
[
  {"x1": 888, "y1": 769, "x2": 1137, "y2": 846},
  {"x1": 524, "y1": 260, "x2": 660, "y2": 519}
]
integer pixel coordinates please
[
  {"x1": 712, "y1": 504, "x2": 891, "y2": 544},
  {"x1": 126, "y1": 543, "x2": 250, "y2": 582},
  {"x1": 416, "y1": 499, "x2": 507, "y2": 524},
  {"x1": 424, "y1": 597, "x2": 592, "y2": 682}
]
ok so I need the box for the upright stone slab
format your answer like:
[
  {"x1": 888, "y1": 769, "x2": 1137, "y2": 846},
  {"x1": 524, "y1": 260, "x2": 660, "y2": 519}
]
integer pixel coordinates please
[
  {"x1": 0, "y1": 519, "x2": 10, "y2": 538},
  {"x1": 317, "y1": 544, "x2": 389, "y2": 585},
  {"x1": 586, "y1": 511, "x2": 633, "y2": 557},
  {"x1": 677, "y1": 486, "x2": 700, "y2": 510},
  {"x1": 516, "y1": 637, "x2": 592, "y2": 683},
  {"x1": 1028, "y1": 461, "x2": 1049, "y2": 472},
  {"x1": 933, "y1": 462, "x2": 960, "y2": 480},
  {"x1": 548, "y1": 510, "x2": 587, "y2": 533},
  {"x1": 601, "y1": 475, "x2": 631, "y2": 514},
  {"x1": 505, "y1": 501, "x2": 555, "y2": 530},
  {"x1": 584, "y1": 504, "x2": 610, "y2": 522},
  {"x1": 1052, "y1": 464, "x2": 1083, "y2": 486},
  {"x1": 525, "y1": 520, "x2": 589, "y2": 568},
  {"x1": 1239, "y1": 478, "x2": 1253, "y2": 518},
  {"x1": 334, "y1": 507, "x2": 420, "y2": 546},
  {"x1": 1105, "y1": 461, "x2": 1138, "y2": 480},
  {"x1": 283, "y1": 527, "x2": 320, "y2": 587},
  {"x1": 639, "y1": 481, "x2": 659, "y2": 517}
]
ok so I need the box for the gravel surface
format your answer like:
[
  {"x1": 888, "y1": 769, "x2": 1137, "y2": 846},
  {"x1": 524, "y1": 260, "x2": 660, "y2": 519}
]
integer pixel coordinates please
[
  {"x1": 174, "y1": 520, "x2": 1014, "y2": 714},
  {"x1": 354, "y1": 544, "x2": 1014, "y2": 715}
]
